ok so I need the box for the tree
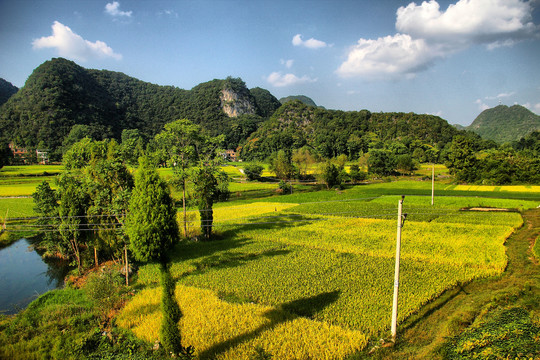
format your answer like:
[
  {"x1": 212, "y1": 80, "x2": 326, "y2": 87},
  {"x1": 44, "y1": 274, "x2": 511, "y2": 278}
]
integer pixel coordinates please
[
  {"x1": 446, "y1": 135, "x2": 479, "y2": 183},
  {"x1": 320, "y1": 161, "x2": 340, "y2": 189},
  {"x1": 125, "y1": 156, "x2": 178, "y2": 262},
  {"x1": 368, "y1": 150, "x2": 396, "y2": 176},
  {"x1": 120, "y1": 129, "x2": 144, "y2": 166},
  {"x1": 244, "y1": 164, "x2": 263, "y2": 181},
  {"x1": 192, "y1": 162, "x2": 218, "y2": 240},
  {"x1": 270, "y1": 150, "x2": 296, "y2": 180},
  {"x1": 57, "y1": 173, "x2": 89, "y2": 273},
  {"x1": 292, "y1": 147, "x2": 315, "y2": 179},
  {"x1": 154, "y1": 119, "x2": 202, "y2": 237}
]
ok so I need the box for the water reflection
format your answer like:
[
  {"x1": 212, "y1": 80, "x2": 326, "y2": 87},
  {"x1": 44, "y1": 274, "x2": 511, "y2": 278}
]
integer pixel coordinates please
[{"x1": 0, "y1": 238, "x2": 70, "y2": 315}]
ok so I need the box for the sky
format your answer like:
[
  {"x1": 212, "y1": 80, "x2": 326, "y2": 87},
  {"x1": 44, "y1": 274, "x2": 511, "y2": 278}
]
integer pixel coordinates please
[{"x1": 0, "y1": 0, "x2": 539, "y2": 126}]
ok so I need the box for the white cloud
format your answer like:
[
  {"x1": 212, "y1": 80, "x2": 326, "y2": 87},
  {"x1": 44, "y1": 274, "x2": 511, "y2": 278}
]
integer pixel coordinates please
[
  {"x1": 396, "y1": 0, "x2": 537, "y2": 49},
  {"x1": 336, "y1": 34, "x2": 436, "y2": 79},
  {"x1": 32, "y1": 21, "x2": 122, "y2": 61},
  {"x1": 292, "y1": 34, "x2": 327, "y2": 49},
  {"x1": 338, "y1": 0, "x2": 538, "y2": 80},
  {"x1": 280, "y1": 59, "x2": 294, "y2": 69},
  {"x1": 266, "y1": 71, "x2": 317, "y2": 87},
  {"x1": 475, "y1": 98, "x2": 490, "y2": 111},
  {"x1": 105, "y1": 1, "x2": 132, "y2": 17},
  {"x1": 485, "y1": 92, "x2": 515, "y2": 100},
  {"x1": 534, "y1": 103, "x2": 540, "y2": 113}
]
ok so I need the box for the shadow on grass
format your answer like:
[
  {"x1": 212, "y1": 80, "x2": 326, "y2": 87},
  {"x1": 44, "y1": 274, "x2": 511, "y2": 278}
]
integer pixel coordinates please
[{"x1": 198, "y1": 290, "x2": 341, "y2": 360}]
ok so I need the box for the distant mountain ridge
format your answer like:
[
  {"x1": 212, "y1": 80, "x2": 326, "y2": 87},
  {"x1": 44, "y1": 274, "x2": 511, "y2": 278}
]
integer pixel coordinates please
[
  {"x1": 0, "y1": 78, "x2": 18, "y2": 106},
  {"x1": 279, "y1": 95, "x2": 318, "y2": 107},
  {"x1": 467, "y1": 105, "x2": 540, "y2": 143},
  {"x1": 0, "y1": 58, "x2": 280, "y2": 159}
]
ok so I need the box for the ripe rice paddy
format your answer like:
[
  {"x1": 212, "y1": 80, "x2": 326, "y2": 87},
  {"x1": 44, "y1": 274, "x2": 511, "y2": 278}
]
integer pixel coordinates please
[{"x1": 119, "y1": 183, "x2": 538, "y2": 359}]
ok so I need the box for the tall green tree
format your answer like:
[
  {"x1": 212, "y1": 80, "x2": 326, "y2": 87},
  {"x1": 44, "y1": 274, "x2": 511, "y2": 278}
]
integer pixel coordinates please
[
  {"x1": 125, "y1": 156, "x2": 178, "y2": 262},
  {"x1": 154, "y1": 119, "x2": 202, "y2": 237},
  {"x1": 193, "y1": 162, "x2": 218, "y2": 240},
  {"x1": 125, "y1": 156, "x2": 184, "y2": 355},
  {"x1": 57, "y1": 173, "x2": 89, "y2": 273},
  {"x1": 446, "y1": 135, "x2": 479, "y2": 183}
]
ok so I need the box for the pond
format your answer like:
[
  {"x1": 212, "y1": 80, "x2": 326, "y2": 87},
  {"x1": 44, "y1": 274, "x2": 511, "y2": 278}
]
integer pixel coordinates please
[{"x1": 0, "y1": 238, "x2": 70, "y2": 315}]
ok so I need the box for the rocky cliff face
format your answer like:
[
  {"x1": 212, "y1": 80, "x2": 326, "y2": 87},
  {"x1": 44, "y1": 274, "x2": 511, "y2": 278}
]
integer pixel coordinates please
[{"x1": 220, "y1": 89, "x2": 257, "y2": 117}]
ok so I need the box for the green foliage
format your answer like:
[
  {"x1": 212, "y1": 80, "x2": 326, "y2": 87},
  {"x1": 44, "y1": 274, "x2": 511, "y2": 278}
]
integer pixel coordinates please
[
  {"x1": 0, "y1": 78, "x2": 18, "y2": 106},
  {"x1": 193, "y1": 163, "x2": 218, "y2": 240},
  {"x1": 440, "y1": 307, "x2": 540, "y2": 359},
  {"x1": 0, "y1": 287, "x2": 166, "y2": 359},
  {"x1": 244, "y1": 164, "x2": 264, "y2": 181},
  {"x1": 270, "y1": 150, "x2": 296, "y2": 180},
  {"x1": 126, "y1": 157, "x2": 178, "y2": 262},
  {"x1": 241, "y1": 101, "x2": 458, "y2": 161},
  {"x1": 368, "y1": 149, "x2": 396, "y2": 176},
  {"x1": 85, "y1": 268, "x2": 124, "y2": 318},
  {"x1": 279, "y1": 95, "x2": 318, "y2": 107},
  {"x1": 468, "y1": 104, "x2": 540, "y2": 144},
  {"x1": 349, "y1": 164, "x2": 367, "y2": 183},
  {"x1": 250, "y1": 87, "x2": 281, "y2": 118},
  {"x1": 320, "y1": 161, "x2": 341, "y2": 189},
  {"x1": 277, "y1": 180, "x2": 292, "y2": 194},
  {"x1": 446, "y1": 135, "x2": 479, "y2": 183}
]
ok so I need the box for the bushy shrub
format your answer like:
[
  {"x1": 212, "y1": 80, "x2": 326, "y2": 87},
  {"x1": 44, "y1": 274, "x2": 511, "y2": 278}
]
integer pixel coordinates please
[
  {"x1": 244, "y1": 164, "x2": 264, "y2": 181},
  {"x1": 85, "y1": 268, "x2": 123, "y2": 318}
]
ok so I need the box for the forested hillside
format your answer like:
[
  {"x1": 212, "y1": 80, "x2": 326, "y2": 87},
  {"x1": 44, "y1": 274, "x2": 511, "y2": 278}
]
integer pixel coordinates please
[
  {"x1": 240, "y1": 100, "x2": 461, "y2": 160},
  {"x1": 0, "y1": 78, "x2": 18, "y2": 106},
  {"x1": 468, "y1": 105, "x2": 540, "y2": 143},
  {"x1": 0, "y1": 58, "x2": 279, "y2": 160}
]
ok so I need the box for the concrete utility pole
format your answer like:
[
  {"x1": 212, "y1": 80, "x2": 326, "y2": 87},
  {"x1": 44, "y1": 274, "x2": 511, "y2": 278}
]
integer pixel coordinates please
[
  {"x1": 391, "y1": 195, "x2": 406, "y2": 342},
  {"x1": 431, "y1": 164, "x2": 435, "y2": 206}
]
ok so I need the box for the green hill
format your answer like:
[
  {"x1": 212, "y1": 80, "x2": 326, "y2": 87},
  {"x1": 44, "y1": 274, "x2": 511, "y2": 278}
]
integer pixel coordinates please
[
  {"x1": 468, "y1": 105, "x2": 540, "y2": 143},
  {"x1": 0, "y1": 58, "x2": 280, "y2": 159},
  {"x1": 240, "y1": 100, "x2": 461, "y2": 160},
  {"x1": 279, "y1": 95, "x2": 318, "y2": 107},
  {"x1": 0, "y1": 78, "x2": 18, "y2": 106}
]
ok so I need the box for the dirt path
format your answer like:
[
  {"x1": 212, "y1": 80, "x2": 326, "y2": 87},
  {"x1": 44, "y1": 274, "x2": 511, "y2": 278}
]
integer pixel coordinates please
[{"x1": 364, "y1": 208, "x2": 540, "y2": 359}]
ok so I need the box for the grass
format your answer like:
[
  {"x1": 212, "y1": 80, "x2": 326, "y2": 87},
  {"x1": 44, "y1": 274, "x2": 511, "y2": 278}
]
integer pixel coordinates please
[
  {"x1": 2, "y1": 164, "x2": 539, "y2": 359},
  {"x1": 118, "y1": 185, "x2": 530, "y2": 358}
]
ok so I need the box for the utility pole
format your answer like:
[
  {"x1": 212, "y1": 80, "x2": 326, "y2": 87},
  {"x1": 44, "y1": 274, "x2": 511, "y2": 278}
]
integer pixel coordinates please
[
  {"x1": 431, "y1": 164, "x2": 435, "y2": 206},
  {"x1": 391, "y1": 195, "x2": 406, "y2": 342}
]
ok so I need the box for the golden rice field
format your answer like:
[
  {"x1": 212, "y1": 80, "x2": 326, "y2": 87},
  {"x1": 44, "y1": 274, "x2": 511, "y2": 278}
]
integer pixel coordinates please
[{"x1": 118, "y1": 190, "x2": 536, "y2": 359}]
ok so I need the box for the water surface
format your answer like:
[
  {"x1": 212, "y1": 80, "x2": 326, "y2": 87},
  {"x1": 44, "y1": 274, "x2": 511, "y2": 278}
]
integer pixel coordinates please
[{"x1": 0, "y1": 238, "x2": 68, "y2": 315}]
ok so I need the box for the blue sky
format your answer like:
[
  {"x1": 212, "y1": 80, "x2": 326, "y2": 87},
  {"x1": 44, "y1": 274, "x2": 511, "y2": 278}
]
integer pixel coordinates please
[{"x1": 1, "y1": 0, "x2": 539, "y2": 126}]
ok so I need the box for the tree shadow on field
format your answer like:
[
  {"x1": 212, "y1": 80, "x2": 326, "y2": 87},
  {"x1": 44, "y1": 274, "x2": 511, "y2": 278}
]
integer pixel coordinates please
[
  {"x1": 219, "y1": 213, "x2": 321, "y2": 237},
  {"x1": 197, "y1": 290, "x2": 341, "y2": 360},
  {"x1": 186, "y1": 248, "x2": 291, "y2": 277}
]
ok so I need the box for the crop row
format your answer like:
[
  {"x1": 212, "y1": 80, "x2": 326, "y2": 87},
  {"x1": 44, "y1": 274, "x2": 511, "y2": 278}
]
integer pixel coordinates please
[{"x1": 117, "y1": 284, "x2": 367, "y2": 359}]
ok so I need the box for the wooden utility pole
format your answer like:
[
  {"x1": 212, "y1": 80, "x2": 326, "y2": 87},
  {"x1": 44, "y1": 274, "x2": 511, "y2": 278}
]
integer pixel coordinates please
[
  {"x1": 391, "y1": 195, "x2": 406, "y2": 342},
  {"x1": 431, "y1": 164, "x2": 435, "y2": 206},
  {"x1": 124, "y1": 245, "x2": 129, "y2": 286}
]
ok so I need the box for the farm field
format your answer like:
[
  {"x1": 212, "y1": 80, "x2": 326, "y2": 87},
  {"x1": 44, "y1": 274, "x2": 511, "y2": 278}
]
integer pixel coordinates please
[
  {"x1": 1, "y1": 165, "x2": 539, "y2": 358},
  {"x1": 117, "y1": 182, "x2": 539, "y2": 359}
]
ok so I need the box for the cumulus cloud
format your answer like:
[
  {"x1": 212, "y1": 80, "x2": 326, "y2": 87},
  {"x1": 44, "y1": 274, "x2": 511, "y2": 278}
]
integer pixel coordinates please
[
  {"x1": 338, "y1": 0, "x2": 538, "y2": 80},
  {"x1": 266, "y1": 71, "x2": 317, "y2": 87},
  {"x1": 396, "y1": 0, "x2": 536, "y2": 48},
  {"x1": 534, "y1": 103, "x2": 540, "y2": 113},
  {"x1": 105, "y1": 1, "x2": 132, "y2": 17},
  {"x1": 337, "y1": 34, "x2": 436, "y2": 79},
  {"x1": 280, "y1": 59, "x2": 294, "y2": 69},
  {"x1": 32, "y1": 21, "x2": 122, "y2": 61},
  {"x1": 292, "y1": 34, "x2": 328, "y2": 49}
]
